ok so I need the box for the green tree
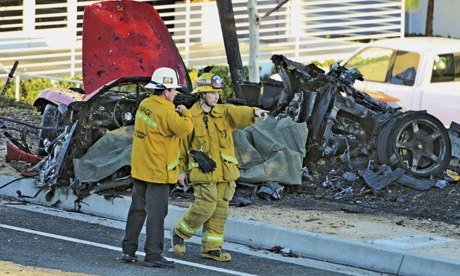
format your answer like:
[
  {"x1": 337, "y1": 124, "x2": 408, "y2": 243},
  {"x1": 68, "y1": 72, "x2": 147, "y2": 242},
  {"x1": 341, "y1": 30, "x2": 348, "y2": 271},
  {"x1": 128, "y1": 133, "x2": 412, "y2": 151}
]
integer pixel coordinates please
[
  {"x1": 0, "y1": 95, "x2": 34, "y2": 110},
  {"x1": 20, "y1": 78, "x2": 52, "y2": 104},
  {"x1": 57, "y1": 74, "x2": 83, "y2": 89},
  {"x1": 405, "y1": 0, "x2": 421, "y2": 12},
  {"x1": 0, "y1": 75, "x2": 83, "y2": 105},
  {"x1": 0, "y1": 78, "x2": 51, "y2": 104},
  {"x1": 0, "y1": 80, "x2": 16, "y2": 99}
]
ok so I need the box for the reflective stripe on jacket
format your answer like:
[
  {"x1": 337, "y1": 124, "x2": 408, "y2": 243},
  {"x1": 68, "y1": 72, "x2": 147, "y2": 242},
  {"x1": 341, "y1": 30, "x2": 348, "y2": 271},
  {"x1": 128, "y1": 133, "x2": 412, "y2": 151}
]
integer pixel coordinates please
[
  {"x1": 179, "y1": 103, "x2": 257, "y2": 183},
  {"x1": 131, "y1": 95, "x2": 193, "y2": 183}
]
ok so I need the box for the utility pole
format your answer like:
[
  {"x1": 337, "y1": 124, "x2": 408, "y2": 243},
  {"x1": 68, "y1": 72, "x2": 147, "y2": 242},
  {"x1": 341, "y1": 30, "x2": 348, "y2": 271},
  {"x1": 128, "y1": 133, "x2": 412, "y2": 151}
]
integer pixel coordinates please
[
  {"x1": 216, "y1": 0, "x2": 289, "y2": 95},
  {"x1": 247, "y1": 0, "x2": 290, "y2": 82},
  {"x1": 216, "y1": 0, "x2": 246, "y2": 98},
  {"x1": 248, "y1": 0, "x2": 259, "y2": 82}
]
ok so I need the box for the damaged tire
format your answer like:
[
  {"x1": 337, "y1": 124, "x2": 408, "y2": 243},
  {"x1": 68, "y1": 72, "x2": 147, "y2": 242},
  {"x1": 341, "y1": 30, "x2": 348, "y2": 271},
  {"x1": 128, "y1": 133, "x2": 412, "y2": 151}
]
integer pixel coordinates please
[
  {"x1": 376, "y1": 114, "x2": 400, "y2": 165},
  {"x1": 377, "y1": 111, "x2": 451, "y2": 177}
]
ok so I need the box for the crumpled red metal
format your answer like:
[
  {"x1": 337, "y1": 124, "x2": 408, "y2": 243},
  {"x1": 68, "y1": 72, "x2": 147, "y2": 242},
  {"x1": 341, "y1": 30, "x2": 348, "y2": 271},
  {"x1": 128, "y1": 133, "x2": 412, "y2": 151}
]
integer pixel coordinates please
[{"x1": 5, "y1": 142, "x2": 42, "y2": 165}]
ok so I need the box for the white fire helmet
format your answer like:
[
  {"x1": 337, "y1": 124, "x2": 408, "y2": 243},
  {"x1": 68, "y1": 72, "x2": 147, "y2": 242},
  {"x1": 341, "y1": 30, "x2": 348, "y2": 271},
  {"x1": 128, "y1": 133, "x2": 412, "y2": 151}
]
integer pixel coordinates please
[{"x1": 145, "y1": 67, "x2": 182, "y2": 90}]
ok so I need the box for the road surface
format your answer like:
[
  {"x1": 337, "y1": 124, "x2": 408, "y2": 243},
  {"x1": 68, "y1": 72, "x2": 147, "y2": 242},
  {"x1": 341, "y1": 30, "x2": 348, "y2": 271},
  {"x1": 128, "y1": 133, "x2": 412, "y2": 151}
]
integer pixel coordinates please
[{"x1": 0, "y1": 199, "x2": 380, "y2": 275}]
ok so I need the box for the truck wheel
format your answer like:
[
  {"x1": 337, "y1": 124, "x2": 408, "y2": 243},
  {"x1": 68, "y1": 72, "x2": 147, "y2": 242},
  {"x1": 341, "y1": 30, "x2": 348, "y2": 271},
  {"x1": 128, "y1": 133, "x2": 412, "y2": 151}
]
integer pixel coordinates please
[
  {"x1": 378, "y1": 111, "x2": 451, "y2": 177},
  {"x1": 38, "y1": 103, "x2": 65, "y2": 156}
]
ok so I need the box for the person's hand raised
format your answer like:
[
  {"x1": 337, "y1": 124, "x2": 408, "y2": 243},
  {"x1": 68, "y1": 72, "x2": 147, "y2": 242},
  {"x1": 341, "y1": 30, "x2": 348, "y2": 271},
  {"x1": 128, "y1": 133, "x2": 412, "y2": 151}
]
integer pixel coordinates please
[{"x1": 254, "y1": 109, "x2": 270, "y2": 120}]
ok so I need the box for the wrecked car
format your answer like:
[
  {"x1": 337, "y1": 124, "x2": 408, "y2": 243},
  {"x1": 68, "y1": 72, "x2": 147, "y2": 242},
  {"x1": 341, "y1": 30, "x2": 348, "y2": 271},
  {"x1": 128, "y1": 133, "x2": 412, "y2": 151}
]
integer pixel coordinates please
[
  {"x1": 269, "y1": 55, "x2": 452, "y2": 175},
  {"x1": 25, "y1": 1, "x2": 193, "y2": 189},
  {"x1": 260, "y1": 54, "x2": 458, "y2": 196},
  {"x1": 2, "y1": 0, "x2": 458, "y2": 202}
]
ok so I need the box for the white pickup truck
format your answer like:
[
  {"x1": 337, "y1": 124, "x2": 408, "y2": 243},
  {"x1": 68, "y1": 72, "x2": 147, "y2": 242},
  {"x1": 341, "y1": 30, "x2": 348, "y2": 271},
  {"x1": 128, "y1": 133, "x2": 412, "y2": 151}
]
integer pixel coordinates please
[{"x1": 343, "y1": 37, "x2": 460, "y2": 127}]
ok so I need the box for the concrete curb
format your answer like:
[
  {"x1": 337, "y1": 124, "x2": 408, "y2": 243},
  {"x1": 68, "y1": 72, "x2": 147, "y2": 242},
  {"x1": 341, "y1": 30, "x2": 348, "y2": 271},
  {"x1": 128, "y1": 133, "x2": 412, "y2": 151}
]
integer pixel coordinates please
[{"x1": 1, "y1": 175, "x2": 459, "y2": 275}]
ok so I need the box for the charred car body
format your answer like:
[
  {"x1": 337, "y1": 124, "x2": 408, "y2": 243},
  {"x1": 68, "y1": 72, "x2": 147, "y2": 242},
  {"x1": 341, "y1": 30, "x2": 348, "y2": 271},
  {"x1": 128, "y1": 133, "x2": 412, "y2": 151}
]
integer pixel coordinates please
[
  {"x1": 29, "y1": 0, "x2": 192, "y2": 189},
  {"x1": 267, "y1": 55, "x2": 453, "y2": 178},
  {"x1": 2, "y1": 0, "x2": 459, "y2": 200}
]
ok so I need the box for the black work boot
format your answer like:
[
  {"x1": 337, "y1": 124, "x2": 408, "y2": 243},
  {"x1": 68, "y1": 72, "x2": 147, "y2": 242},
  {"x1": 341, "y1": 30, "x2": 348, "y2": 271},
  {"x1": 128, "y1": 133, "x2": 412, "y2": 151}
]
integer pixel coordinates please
[
  {"x1": 171, "y1": 226, "x2": 186, "y2": 256},
  {"x1": 141, "y1": 256, "x2": 175, "y2": 268},
  {"x1": 120, "y1": 253, "x2": 138, "y2": 263}
]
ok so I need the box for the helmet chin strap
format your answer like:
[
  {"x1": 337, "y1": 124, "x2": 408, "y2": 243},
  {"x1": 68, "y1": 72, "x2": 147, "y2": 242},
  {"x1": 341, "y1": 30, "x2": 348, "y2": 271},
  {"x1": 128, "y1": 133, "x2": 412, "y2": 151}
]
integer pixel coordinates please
[{"x1": 199, "y1": 95, "x2": 213, "y2": 113}]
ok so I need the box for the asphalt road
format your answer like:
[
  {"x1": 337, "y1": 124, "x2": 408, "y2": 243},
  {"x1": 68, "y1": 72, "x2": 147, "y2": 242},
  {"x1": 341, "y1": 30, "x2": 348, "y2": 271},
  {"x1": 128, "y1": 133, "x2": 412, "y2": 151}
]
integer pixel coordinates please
[{"x1": 0, "y1": 200, "x2": 379, "y2": 275}]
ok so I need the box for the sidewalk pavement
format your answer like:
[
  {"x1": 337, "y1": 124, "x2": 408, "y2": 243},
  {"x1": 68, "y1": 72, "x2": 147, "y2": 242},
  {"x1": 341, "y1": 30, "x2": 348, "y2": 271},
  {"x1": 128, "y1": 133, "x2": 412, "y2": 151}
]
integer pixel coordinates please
[{"x1": 0, "y1": 174, "x2": 459, "y2": 275}]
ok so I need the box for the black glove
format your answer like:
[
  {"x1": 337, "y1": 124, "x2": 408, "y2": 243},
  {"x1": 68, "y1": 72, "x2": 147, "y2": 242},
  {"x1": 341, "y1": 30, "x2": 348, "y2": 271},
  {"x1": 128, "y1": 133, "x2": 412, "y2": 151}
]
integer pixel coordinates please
[
  {"x1": 189, "y1": 150, "x2": 216, "y2": 173},
  {"x1": 174, "y1": 93, "x2": 200, "y2": 109}
]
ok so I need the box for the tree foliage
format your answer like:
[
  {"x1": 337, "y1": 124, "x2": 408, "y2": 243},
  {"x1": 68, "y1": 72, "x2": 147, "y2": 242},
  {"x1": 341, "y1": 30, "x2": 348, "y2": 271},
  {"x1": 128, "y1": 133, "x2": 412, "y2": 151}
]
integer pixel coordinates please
[
  {"x1": 405, "y1": 0, "x2": 422, "y2": 13},
  {"x1": 2, "y1": 60, "x2": 335, "y2": 105},
  {"x1": 0, "y1": 74, "x2": 82, "y2": 105},
  {"x1": 0, "y1": 95, "x2": 34, "y2": 110}
]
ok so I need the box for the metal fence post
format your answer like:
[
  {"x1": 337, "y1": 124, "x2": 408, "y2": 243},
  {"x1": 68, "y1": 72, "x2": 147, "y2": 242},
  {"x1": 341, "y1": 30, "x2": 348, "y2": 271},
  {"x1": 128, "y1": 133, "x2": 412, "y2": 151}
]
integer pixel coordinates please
[
  {"x1": 185, "y1": 0, "x2": 191, "y2": 67},
  {"x1": 68, "y1": 0, "x2": 78, "y2": 77},
  {"x1": 401, "y1": 0, "x2": 406, "y2": 38},
  {"x1": 23, "y1": 0, "x2": 36, "y2": 34},
  {"x1": 290, "y1": 0, "x2": 301, "y2": 59},
  {"x1": 248, "y1": 0, "x2": 259, "y2": 82},
  {"x1": 15, "y1": 75, "x2": 20, "y2": 101}
]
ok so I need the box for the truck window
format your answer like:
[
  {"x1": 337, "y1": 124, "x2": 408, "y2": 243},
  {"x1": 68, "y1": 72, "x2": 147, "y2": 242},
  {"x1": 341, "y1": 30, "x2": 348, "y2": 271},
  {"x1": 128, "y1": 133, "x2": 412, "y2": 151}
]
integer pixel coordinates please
[
  {"x1": 455, "y1": 54, "x2": 460, "y2": 81},
  {"x1": 345, "y1": 47, "x2": 394, "y2": 83},
  {"x1": 431, "y1": 54, "x2": 455, "y2": 83},
  {"x1": 389, "y1": 51, "x2": 419, "y2": 86}
]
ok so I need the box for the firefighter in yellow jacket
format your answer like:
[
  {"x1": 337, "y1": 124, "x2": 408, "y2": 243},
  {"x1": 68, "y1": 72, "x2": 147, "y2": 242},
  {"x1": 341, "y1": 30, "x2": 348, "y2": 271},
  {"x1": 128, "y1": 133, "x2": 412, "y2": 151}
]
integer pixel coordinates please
[
  {"x1": 171, "y1": 72, "x2": 269, "y2": 262},
  {"x1": 122, "y1": 67, "x2": 193, "y2": 268}
]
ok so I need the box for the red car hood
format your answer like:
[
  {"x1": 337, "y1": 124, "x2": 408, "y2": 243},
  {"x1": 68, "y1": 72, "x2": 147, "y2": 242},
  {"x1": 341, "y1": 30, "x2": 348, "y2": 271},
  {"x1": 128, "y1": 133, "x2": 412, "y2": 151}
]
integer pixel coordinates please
[{"x1": 82, "y1": 0, "x2": 191, "y2": 95}]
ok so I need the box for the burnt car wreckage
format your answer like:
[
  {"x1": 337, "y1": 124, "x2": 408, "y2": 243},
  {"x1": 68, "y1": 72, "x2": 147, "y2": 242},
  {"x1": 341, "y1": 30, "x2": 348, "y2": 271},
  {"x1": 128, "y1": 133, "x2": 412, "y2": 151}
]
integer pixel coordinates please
[
  {"x1": 1, "y1": 0, "x2": 460, "y2": 204},
  {"x1": 266, "y1": 55, "x2": 459, "y2": 198}
]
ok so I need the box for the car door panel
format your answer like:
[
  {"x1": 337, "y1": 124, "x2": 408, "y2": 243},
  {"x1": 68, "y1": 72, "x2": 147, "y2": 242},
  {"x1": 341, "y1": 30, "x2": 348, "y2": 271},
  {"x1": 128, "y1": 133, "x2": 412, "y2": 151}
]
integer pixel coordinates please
[{"x1": 422, "y1": 83, "x2": 459, "y2": 126}]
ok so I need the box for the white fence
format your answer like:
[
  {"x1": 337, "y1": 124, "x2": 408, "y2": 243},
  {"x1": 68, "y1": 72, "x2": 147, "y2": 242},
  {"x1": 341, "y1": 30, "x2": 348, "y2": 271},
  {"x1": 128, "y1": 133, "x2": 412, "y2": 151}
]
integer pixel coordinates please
[{"x1": 0, "y1": 0, "x2": 404, "y2": 83}]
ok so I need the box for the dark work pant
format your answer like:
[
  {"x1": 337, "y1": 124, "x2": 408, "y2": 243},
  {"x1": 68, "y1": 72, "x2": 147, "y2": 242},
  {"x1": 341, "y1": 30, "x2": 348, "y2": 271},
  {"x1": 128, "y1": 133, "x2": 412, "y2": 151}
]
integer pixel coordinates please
[{"x1": 122, "y1": 179, "x2": 170, "y2": 261}]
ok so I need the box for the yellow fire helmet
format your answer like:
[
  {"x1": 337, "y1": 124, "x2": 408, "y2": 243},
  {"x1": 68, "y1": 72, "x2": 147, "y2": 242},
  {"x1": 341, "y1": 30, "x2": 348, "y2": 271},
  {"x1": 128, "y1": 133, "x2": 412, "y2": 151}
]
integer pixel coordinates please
[{"x1": 191, "y1": 72, "x2": 224, "y2": 94}]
